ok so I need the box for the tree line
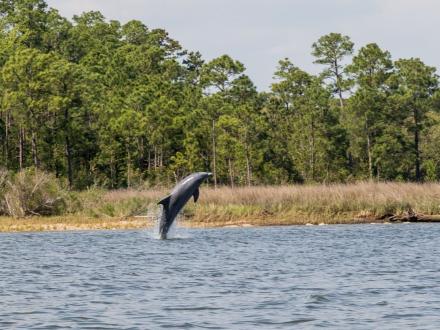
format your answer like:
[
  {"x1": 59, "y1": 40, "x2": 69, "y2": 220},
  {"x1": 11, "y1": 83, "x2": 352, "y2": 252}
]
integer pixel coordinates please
[{"x1": 0, "y1": 0, "x2": 439, "y2": 189}]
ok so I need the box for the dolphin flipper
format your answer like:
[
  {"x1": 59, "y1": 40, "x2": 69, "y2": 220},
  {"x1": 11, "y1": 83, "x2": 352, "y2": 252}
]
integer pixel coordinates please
[{"x1": 193, "y1": 188, "x2": 199, "y2": 203}]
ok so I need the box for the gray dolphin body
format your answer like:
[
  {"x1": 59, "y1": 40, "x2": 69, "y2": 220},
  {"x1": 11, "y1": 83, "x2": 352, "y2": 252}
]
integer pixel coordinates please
[{"x1": 158, "y1": 172, "x2": 212, "y2": 239}]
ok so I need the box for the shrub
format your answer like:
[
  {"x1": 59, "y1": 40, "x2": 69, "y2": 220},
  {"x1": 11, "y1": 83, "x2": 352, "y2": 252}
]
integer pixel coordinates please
[{"x1": 3, "y1": 168, "x2": 67, "y2": 217}]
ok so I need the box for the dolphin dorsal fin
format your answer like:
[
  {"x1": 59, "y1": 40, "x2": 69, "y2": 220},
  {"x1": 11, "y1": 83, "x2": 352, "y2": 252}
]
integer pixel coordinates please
[
  {"x1": 193, "y1": 188, "x2": 199, "y2": 203},
  {"x1": 158, "y1": 195, "x2": 171, "y2": 207}
]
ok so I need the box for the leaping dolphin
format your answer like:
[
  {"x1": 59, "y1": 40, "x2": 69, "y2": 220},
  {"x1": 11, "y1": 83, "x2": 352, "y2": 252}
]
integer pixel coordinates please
[{"x1": 158, "y1": 172, "x2": 212, "y2": 239}]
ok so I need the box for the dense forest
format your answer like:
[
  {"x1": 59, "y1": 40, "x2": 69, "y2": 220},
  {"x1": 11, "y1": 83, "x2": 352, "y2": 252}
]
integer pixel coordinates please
[{"x1": 0, "y1": 0, "x2": 439, "y2": 189}]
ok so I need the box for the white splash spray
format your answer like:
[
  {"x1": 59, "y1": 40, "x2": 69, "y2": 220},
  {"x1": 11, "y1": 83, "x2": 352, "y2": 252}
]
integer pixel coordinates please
[{"x1": 149, "y1": 205, "x2": 188, "y2": 240}]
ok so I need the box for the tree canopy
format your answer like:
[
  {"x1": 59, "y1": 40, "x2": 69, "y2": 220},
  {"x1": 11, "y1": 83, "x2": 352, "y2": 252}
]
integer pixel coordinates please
[{"x1": 0, "y1": 0, "x2": 439, "y2": 188}]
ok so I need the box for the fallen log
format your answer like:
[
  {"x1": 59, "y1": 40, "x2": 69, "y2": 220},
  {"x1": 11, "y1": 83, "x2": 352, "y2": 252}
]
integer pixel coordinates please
[{"x1": 385, "y1": 212, "x2": 440, "y2": 223}]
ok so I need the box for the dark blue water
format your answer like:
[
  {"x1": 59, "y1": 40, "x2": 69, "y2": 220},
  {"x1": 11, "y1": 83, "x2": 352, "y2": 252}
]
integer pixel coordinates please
[{"x1": 1, "y1": 224, "x2": 440, "y2": 329}]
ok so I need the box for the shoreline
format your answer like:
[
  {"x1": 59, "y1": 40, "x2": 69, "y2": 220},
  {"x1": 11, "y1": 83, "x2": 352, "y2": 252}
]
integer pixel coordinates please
[
  {"x1": 3, "y1": 182, "x2": 440, "y2": 233},
  {"x1": 1, "y1": 212, "x2": 440, "y2": 233}
]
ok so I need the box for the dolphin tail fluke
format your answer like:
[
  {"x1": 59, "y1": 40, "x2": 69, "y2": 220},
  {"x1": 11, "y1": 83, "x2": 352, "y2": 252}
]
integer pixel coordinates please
[
  {"x1": 193, "y1": 188, "x2": 199, "y2": 203},
  {"x1": 158, "y1": 197, "x2": 170, "y2": 240}
]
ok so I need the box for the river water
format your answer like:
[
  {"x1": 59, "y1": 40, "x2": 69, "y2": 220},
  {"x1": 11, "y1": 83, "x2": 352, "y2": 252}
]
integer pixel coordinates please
[{"x1": 1, "y1": 224, "x2": 440, "y2": 329}]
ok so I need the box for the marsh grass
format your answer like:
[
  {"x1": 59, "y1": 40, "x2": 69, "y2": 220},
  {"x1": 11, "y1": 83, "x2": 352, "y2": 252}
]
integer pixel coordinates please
[
  {"x1": 62, "y1": 181, "x2": 440, "y2": 225},
  {"x1": 2, "y1": 181, "x2": 440, "y2": 232},
  {"x1": 71, "y1": 188, "x2": 167, "y2": 218},
  {"x1": 176, "y1": 182, "x2": 440, "y2": 226}
]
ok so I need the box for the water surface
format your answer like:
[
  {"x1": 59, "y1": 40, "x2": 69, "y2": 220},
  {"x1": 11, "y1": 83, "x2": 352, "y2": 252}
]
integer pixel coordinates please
[{"x1": 1, "y1": 224, "x2": 440, "y2": 329}]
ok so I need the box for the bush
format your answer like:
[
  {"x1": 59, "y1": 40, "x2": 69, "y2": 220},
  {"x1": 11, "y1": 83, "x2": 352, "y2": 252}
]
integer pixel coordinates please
[{"x1": 3, "y1": 168, "x2": 67, "y2": 217}]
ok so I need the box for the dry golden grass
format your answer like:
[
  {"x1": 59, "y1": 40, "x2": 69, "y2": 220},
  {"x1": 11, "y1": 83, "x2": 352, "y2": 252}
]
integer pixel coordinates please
[
  {"x1": 103, "y1": 188, "x2": 167, "y2": 202},
  {"x1": 199, "y1": 182, "x2": 440, "y2": 210},
  {"x1": 183, "y1": 182, "x2": 440, "y2": 225},
  {"x1": 0, "y1": 216, "x2": 150, "y2": 232},
  {"x1": 2, "y1": 182, "x2": 440, "y2": 232}
]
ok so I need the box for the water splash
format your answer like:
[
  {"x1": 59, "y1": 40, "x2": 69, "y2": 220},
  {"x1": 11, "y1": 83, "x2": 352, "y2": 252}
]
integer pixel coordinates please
[
  {"x1": 142, "y1": 205, "x2": 162, "y2": 239},
  {"x1": 147, "y1": 205, "x2": 181, "y2": 239},
  {"x1": 149, "y1": 205, "x2": 188, "y2": 240},
  {"x1": 149, "y1": 205, "x2": 161, "y2": 239}
]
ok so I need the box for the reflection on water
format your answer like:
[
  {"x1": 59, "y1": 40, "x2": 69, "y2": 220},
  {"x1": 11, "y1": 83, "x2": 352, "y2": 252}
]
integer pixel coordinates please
[{"x1": 1, "y1": 224, "x2": 440, "y2": 329}]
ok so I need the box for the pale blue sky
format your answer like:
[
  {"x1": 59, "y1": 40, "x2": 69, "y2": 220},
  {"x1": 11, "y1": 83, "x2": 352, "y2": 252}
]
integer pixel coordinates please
[{"x1": 46, "y1": 0, "x2": 440, "y2": 90}]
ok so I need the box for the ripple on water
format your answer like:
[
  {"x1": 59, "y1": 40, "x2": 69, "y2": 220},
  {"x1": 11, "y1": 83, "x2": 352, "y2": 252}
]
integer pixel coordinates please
[{"x1": 1, "y1": 224, "x2": 440, "y2": 328}]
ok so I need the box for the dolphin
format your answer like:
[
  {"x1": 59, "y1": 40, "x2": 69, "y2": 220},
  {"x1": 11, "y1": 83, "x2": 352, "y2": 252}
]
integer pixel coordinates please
[{"x1": 158, "y1": 172, "x2": 212, "y2": 239}]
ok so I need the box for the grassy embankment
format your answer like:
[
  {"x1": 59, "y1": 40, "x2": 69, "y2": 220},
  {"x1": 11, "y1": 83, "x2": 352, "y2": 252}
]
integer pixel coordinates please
[{"x1": 1, "y1": 182, "x2": 440, "y2": 232}]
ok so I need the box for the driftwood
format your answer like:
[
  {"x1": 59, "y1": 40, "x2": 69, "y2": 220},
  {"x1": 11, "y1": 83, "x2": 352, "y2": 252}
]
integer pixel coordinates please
[{"x1": 380, "y1": 209, "x2": 440, "y2": 223}]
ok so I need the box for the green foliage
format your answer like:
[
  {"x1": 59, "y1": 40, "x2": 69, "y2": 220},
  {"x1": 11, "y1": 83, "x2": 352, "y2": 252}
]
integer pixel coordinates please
[
  {"x1": 270, "y1": 59, "x2": 348, "y2": 182},
  {"x1": 390, "y1": 58, "x2": 439, "y2": 180},
  {"x1": 345, "y1": 43, "x2": 395, "y2": 179},
  {"x1": 0, "y1": 0, "x2": 439, "y2": 186},
  {"x1": 312, "y1": 33, "x2": 354, "y2": 107}
]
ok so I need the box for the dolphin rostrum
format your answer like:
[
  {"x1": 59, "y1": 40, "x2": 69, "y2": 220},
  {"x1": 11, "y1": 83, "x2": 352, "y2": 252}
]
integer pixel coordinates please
[{"x1": 158, "y1": 172, "x2": 212, "y2": 239}]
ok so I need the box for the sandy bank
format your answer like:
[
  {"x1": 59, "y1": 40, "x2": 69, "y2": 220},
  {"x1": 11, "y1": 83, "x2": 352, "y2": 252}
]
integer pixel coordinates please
[{"x1": 1, "y1": 212, "x2": 439, "y2": 233}]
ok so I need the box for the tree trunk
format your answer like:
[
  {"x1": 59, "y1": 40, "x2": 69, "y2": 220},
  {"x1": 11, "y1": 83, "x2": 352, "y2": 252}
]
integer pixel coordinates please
[
  {"x1": 228, "y1": 158, "x2": 234, "y2": 188},
  {"x1": 31, "y1": 130, "x2": 39, "y2": 168},
  {"x1": 245, "y1": 151, "x2": 251, "y2": 187},
  {"x1": 64, "y1": 108, "x2": 73, "y2": 189},
  {"x1": 414, "y1": 109, "x2": 421, "y2": 181},
  {"x1": 334, "y1": 60, "x2": 344, "y2": 109},
  {"x1": 65, "y1": 136, "x2": 73, "y2": 189},
  {"x1": 365, "y1": 117, "x2": 373, "y2": 180},
  {"x1": 4, "y1": 111, "x2": 9, "y2": 168},
  {"x1": 212, "y1": 120, "x2": 217, "y2": 188},
  {"x1": 137, "y1": 137, "x2": 144, "y2": 171},
  {"x1": 338, "y1": 89, "x2": 344, "y2": 109},
  {"x1": 310, "y1": 118, "x2": 316, "y2": 181},
  {"x1": 19, "y1": 127, "x2": 24, "y2": 170},
  {"x1": 366, "y1": 132, "x2": 373, "y2": 181},
  {"x1": 244, "y1": 132, "x2": 252, "y2": 186},
  {"x1": 126, "y1": 144, "x2": 131, "y2": 188},
  {"x1": 110, "y1": 152, "x2": 115, "y2": 188}
]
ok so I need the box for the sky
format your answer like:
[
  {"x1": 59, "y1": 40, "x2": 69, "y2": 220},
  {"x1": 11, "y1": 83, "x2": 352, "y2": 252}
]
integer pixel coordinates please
[{"x1": 46, "y1": 0, "x2": 440, "y2": 91}]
